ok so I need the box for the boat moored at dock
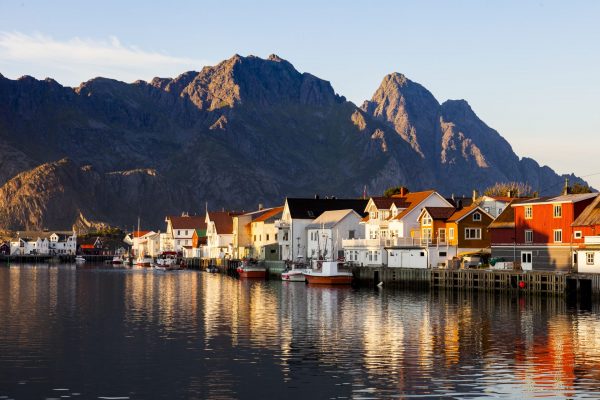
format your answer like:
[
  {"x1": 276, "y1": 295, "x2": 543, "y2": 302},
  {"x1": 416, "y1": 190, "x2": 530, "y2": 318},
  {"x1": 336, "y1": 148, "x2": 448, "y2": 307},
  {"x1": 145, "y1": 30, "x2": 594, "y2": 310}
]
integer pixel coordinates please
[
  {"x1": 304, "y1": 260, "x2": 353, "y2": 285},
  {"x1": 237, "y1": 259, "x2": 266, "y2": 278}
]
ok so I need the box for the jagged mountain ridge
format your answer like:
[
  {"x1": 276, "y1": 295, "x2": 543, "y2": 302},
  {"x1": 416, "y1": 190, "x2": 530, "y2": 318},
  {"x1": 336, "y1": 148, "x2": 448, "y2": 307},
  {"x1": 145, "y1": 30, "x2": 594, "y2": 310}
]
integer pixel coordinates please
[{"x1": 0, "y1": 54, "x2": 587, "y2": 229}]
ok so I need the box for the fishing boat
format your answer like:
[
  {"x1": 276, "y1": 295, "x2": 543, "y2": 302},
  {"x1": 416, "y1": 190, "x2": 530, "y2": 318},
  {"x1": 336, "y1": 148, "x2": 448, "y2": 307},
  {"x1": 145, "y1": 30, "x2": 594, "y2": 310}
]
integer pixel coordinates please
[
  {"x1": 153, "y1": 254, "x2": 179, "y2": 271},
  {"x1": 135, "y1": 255, "x2": 153, "y2": 268},
  {"x1": 304, "y1": 260, "x2": 353, "y2": 285},
  {"x1": 237, "y1": 259, "x2": 266, "y2": 279},
  {"x1": 75, "y1": 255, "x2": 86, "y2": 264},
  {"x1": 111, "y1": 255, "x2": 124, "y2": 265},
  {"x1": 281, "y1": 259, "x2": 309, "y2": 282}
]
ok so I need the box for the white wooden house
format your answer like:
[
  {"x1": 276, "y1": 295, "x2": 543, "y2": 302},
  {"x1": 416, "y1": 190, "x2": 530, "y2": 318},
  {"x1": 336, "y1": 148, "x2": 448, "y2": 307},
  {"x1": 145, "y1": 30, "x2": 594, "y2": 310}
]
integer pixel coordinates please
[{"x1": 307, "y1": 209, "x2": 363, "y2": 261}]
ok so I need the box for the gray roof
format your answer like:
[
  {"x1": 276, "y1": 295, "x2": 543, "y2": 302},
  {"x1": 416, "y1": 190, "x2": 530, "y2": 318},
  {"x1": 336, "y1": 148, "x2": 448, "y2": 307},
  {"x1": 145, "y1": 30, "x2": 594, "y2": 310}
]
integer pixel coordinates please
[
  {"x1": 514, "y1": 193, "x2": 598, "y2": 206},
  {"x1": 13, "y1": 231, "x2": 73, "y2": 241},
  {"x1": 306, "y1": 209, "x2": 360, "y2": 229}
]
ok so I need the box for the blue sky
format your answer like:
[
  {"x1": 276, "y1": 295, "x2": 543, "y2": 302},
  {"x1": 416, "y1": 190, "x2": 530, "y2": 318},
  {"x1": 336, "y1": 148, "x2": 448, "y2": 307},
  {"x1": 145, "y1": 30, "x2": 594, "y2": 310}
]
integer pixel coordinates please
[{"x1": 1, "y1": 0, "x2": 599, "y2": 188}]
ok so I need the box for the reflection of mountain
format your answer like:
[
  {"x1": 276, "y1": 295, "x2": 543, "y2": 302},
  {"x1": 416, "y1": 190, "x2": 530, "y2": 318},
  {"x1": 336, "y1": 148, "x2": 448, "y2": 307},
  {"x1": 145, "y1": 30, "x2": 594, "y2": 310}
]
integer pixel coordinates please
[{"x1": 0, "y1": 54, "x2": 589, "y2": 230}]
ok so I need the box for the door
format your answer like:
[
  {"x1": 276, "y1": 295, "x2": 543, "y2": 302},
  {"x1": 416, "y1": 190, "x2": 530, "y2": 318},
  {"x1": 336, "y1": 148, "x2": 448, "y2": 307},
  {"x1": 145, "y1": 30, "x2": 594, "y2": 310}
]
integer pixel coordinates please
[{"x1": 521, "y1": 251, "x2": 533, "y2": 271}]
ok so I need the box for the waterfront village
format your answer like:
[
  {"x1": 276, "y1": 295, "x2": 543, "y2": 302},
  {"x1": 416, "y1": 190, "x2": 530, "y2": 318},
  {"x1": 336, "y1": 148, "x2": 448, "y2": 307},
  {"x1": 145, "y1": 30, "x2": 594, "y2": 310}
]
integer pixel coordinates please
[{"x1": 4, "y1": 183, "x2": 600, "y2": 287}]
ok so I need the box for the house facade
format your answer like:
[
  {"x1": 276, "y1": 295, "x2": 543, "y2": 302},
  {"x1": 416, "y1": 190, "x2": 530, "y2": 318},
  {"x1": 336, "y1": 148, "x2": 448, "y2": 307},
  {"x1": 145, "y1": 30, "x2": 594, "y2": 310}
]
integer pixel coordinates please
[
  {"x1": 306, "y1": 209, "x2": 363, "y2": 261},
  {"x1": 490, "y1": 193, "x2": 598, "y2": 272},
  {"x1": 276, "y1": 197, "x2": 368, "y2": 261},
  {"x1": 343, "y1": 190, "x2": 452, "y2": 267},
  {"x1": 9, "y1": 231, "x2": 76, "y2": 255},
  {"x1": 250, "y1": 206, "x2": 283, "y2": 260},
  {"x1": 165, "y1": 214, "x2": 206, "y2": 254},
  {"x1": 571, "y1": 195, "x2": 600, "y2": 273},
  {"x1": 478, "y1": 195, "x2": 512, "y2": 218},
  {"x1": 205, "y1": 211, "x2": 240, "y2": 259}
]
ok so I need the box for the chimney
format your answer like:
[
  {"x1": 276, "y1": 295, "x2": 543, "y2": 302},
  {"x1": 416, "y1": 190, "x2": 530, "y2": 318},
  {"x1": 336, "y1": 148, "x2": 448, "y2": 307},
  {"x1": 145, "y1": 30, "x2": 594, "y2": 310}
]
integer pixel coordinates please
[
  {"x1": 507, "y1": 190, "x2": 512, "y2": 198},
  {"x1": 472, "y1": 190, "x2": 478, "y2": 201},
  {"x1": 400, "y1": 187, "x2": 408, "y2": 197},
  {"x1": 315, "y1": 194, "x2": 320, "y2": 199},
  {"x1": 258, "y1": 203, "x2": 264, "y2": 210}
]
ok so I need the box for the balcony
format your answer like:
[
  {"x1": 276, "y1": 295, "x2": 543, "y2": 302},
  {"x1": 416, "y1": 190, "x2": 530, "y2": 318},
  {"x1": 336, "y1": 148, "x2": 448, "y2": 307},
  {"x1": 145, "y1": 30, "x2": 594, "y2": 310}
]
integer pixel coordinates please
[
  {"x1": 274, "y1": 219, "x2": 290, "y2": 229},
  {"x1": 342, "y1": 237, "x2": 451, "y2": 249},
  {"x1": 584, "y1": 236, "x2": 600, "y2": 245}
]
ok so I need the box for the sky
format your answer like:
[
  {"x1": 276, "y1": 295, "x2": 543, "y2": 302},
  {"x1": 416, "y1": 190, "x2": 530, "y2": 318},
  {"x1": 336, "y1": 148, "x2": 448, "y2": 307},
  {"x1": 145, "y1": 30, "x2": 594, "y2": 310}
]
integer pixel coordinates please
[{"x1": 0, "y1": 0, "x2": 599, "y2": 188}]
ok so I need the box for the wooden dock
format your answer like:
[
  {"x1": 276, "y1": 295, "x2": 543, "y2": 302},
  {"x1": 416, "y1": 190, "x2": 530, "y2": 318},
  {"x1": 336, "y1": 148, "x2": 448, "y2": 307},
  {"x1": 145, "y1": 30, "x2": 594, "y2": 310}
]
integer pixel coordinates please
[{"x1": 352, "y1": 266, "x2": 600, "y2": 297}]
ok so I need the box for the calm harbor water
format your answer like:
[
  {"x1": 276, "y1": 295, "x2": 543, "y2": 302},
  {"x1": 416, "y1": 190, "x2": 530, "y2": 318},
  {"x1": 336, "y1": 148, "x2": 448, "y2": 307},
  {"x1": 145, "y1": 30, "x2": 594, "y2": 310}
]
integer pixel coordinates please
[{"x1": 1, "y1": 265, "x2": 600, "y2": 399}]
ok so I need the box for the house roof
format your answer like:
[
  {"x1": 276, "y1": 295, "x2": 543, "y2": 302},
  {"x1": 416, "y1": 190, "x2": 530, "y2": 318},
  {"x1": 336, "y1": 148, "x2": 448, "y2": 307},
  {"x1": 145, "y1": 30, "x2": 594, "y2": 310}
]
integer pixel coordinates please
[
  {"x1": 253, "y1": 206, "x2": 284, "y2": 223},
  {"x1": 488, "y1": 200, "x2": 523, "y2": 229},
  {"x1": 80, "y1": 244, "x2": 96, "y2": 249},
  {"x1": 133, "y1": 230, "x2": 152, "y2": 238},
  {"x1": 167, "y1": 215, "x2": 206, "y2": 230},
  {"x1": 482, "y1": 195, "x2": 514, "y2": 203},
  {"x1": 392, "y1": 190, "x2": 438, "y2": 220},
  {"x1": 446, "y1": 196, "x2": 475, "y2": 208},
  {"x1": 513, "y1": 193, "x2": 598, "y2": 207},
  {"x1": 447, "y1": 205, "x2": 493, "y2": 223},
  {"x1": 423, "y1": 207, "x2": 456, "y2": 220},
  {"x1": 370, "y1": 197, "x2": 400, "y2": 209},
  {"x1": 13, "y1": 231, "x2": 73, "y2": 241},
  {"x1": 207, "y1": 211, "x2": 236, "y2": 234},
  {"x1": 192, "y1": 228, "x2": 207, "y2": 238},
  {"x1": 286, "y1": 198, "x2": 368, "y2": 219},
  {"x1": 307, "y1": 209, "x2": 361, "y2": 229},
  {"x1": 572, "y1": 195, "x2": 600, "y2": 227}
]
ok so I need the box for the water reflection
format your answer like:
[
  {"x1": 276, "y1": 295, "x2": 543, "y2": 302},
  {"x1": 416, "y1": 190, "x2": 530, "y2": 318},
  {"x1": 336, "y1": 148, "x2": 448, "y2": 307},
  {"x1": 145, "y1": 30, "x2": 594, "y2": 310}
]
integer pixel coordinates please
[{"x1": 1, "y1": 265, "x2": 600, "y2": 399}]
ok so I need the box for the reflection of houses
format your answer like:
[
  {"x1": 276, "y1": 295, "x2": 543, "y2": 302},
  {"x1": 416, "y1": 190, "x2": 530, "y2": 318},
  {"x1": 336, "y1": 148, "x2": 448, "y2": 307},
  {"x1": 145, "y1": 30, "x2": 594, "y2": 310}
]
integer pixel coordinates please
[
  {"x1": 276, "y1": 197, "x2": 368, "y2": 261},
  {"x1": 572, "y1": 195, "x2": 600, "y2": 273},
  {"x1": 343, "y1": 190, "x2": 451, "y2": 267},
  {"x1": 306, "y1": 209, "x2": 363, "y2": 260},
  {"x1": 9, "y1": 231, "x2": 76, "y2": 255},
  {"x1": 490, "y1": 193, "x2": 598, "y2": 271}
]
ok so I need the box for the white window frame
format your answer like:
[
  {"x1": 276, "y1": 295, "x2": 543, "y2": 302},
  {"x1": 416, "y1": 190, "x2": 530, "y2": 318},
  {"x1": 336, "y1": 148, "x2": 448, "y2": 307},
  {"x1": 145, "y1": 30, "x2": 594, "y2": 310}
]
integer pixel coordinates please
[
  {"x1": 553, "y1": 229, "x2": 563, "y2": 243},
  {"x1": 422, "y1": 214, "x2": 432, "y2": 226},
  {"x1": 465, "y1": 228, "x2": 482, "y2": 240},
  {"x1": 438, "y1": 228, "x2": 446, "y2": 244},
  {"x1": 525, "y1": 206, "x2": 533, "y2": 220},
  {"x1": 449, "y1": 228, "x2": 455, "y2": 240},
  {"x1": 553, "y1": 204, "x2": 562, "y2": 218},
  {"x1": 574, "y1": 231, "x2": 582, "y2": 239},
  {"x1": 586, "y1": 252, "x2": 595, "y2": 265},
  {"x1": 473, "y1": 212, "x2": 482, "y2": 222},
  {"x1": 525, "y1": 230, "x2": 533, "y2": 244}
]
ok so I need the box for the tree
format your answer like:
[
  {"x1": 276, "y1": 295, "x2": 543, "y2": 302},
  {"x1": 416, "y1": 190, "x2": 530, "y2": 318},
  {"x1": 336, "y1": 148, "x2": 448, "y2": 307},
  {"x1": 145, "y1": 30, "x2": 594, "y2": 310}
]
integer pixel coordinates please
[
  {"x1": 383, "y1": 185, "x2": 409, "y2": 197},
  {"x1": 483, "y1": 182, "x2": 533, "y2": 198},
  {"x1": 570, "y1": 183, "x2": 593, "y2": 194}
]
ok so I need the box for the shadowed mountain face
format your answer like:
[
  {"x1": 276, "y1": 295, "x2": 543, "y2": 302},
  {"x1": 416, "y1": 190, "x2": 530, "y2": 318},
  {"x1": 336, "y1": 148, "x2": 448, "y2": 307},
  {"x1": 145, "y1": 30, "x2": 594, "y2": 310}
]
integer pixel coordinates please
[{"x1": 0, "y1": 55, "x2": 587, "y2": 230}]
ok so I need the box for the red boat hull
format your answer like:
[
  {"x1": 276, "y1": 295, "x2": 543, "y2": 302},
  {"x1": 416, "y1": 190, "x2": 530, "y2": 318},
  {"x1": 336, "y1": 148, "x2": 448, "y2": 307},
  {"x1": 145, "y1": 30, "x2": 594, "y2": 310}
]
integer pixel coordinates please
[
  {"x1": 237, "y1": 268, "x2": 266, "y2": 279},
  {"x1": 305, "y1": 275, "x2": 353, "y2": 285}
]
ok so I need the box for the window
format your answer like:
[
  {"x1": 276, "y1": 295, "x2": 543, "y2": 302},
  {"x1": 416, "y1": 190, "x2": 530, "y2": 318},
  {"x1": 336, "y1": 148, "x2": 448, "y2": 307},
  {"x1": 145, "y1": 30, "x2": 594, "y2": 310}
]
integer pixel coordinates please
[
  {"x1": 348, "y1": 230, "x2": 355, "y2": 239},
  {"x1": 438, "y1": 228, "x2": 446, "y2": 243},
  {"x1": 266, "y1": 234, "x2": 269, "y2": 241},
  {"x1": 275, "y1": 234, "x2": 278, "y2": 240},
  {"x1": 439, "y1": 251, "x2": 447, "y2": 257},
  {"x1": 484, "y1": 207, "x2": 490, "y2": 213},
  {"x1": 185, "y1": 230, "x2": 189, "y2": 236},
  {"x1": 465, "y1": 228, "x2": 482, "y2": 240},
  {"x1": 522, "y1": 252, "x2": 532, "y2": 264},
  {"x1": 525, "y1": 230, "x2": 533, "y2": 244},
  {"x1": 254, "y1": 235, "x2": 256, "y2": 241},
  {"x1": 368, "y1": 251, "x2": 373, "y2": 262},
  {"x1": 423, "y1": 228, "x2": 432, "y2": 243},
  {"x1": 574, "y1": 231, "x2": 582, "y2": 239},
  {"x1": 498, "y1": 208, "x2": 503, "y2": 215},
  {"x1": 177, "y1": 240, "x2": 180, "y2": 245},
  {"x1": 553, "y1": 204, "x2": 562, "y2": 218},
  {"x1": 420, "y1": 252, "x2": 425, "y2": 257},
  {"x1": 473, "y1": 212, "x2": 482, "y2": 221},
  {"x1": 381, "y1": 230, "x2": 387, "y2": 238},
  {"x1": 177, "y1": 230, "x2": 181, "y2": 235},
  {"x1": 374, "y1": 251, "x2": 378, "y2": 261},
  {"x1": 259, "y1": 235, "x2": 262, "y2": 241},
  {"x1": 587, "y1": 252, "x2": 595, "y2": 265},
  {"x1": 422, "y1": 214, "x2": 432, "y2": 226},
  {"x1": 553, "y1": 229, "x2": 563, "y2": 243},
  {"x1": 449, "y1": 228, "x2": 455, "y2": 240},
  {"x1": 525, "y1": 206, "x2": 533, "y2": 219}
]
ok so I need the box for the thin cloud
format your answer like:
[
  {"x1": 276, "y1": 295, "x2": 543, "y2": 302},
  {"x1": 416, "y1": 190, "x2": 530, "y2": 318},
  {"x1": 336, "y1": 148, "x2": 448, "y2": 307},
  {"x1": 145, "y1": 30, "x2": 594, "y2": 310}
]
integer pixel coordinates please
[{"x1": 0, "y1": 31, "x2": 209, "y2": 86}]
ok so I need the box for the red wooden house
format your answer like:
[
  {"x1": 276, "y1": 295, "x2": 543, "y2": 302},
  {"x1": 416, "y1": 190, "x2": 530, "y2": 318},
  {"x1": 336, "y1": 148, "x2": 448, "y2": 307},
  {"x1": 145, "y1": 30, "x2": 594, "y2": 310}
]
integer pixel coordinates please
[{"x1": 489, "y1": 193, "x2": 598, "y2": 272}]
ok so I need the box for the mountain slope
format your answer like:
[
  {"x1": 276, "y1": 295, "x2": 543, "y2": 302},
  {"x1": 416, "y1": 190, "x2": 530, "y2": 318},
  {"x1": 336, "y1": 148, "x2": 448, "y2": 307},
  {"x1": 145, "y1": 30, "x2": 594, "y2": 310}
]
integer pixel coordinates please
[{"x1": 0, "y1": 55, "x2": 588, "y2": 229}]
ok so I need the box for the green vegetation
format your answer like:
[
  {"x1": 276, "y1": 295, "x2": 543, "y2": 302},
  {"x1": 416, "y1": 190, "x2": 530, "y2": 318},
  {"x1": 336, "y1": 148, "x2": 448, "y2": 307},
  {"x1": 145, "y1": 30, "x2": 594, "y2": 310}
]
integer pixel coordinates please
[
  {"x1": 383, "y1": 185, "x2": 409, "y2": 197},
  {"x1": 483, "y1": 182, "x2": 533, "y2": 198}
]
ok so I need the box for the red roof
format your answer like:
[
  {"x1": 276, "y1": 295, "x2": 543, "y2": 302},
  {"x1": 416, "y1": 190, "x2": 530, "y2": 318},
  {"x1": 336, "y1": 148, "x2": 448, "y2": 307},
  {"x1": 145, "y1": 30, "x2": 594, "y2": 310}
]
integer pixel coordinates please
[
  {"x1": 207, "y1": 211, "x2": 238, "y2": 234},
  {"x1": 392, "y1": 190, "x2": 437, "y2": 220},
  {"x1": 133, "y1": 230, "x2": 151, "y2": 238},
  {"x1": 167, "y1": 215, "x2": 206, "y2": 230},
  {"x1": 80, "y1": 244, "x2": 95, "y2": 249},
  {"x1": 253, "y1": 206, "x2": 284, "y2": 222}
]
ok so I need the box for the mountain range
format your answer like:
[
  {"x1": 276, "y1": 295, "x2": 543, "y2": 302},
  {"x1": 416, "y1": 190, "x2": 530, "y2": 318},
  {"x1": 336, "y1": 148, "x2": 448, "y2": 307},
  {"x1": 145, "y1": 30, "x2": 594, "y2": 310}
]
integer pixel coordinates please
[{"x1": 0, "y1": 54, "x2": 587, "y2": 230}]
